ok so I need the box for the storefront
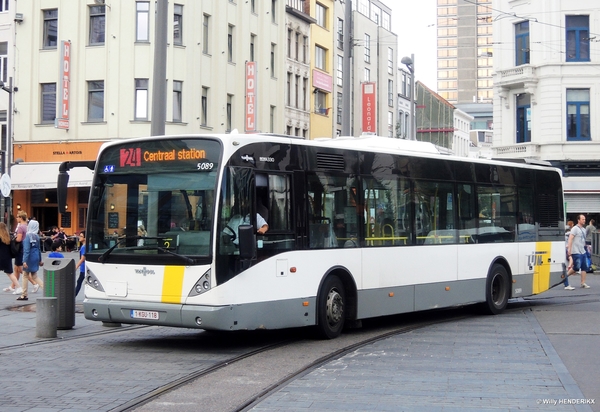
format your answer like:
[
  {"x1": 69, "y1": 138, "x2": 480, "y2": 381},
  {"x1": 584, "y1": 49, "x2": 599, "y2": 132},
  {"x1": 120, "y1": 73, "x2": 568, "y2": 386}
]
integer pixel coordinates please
[{"x1": 10, "y1": 141, "x2": 104, "y2": 234}]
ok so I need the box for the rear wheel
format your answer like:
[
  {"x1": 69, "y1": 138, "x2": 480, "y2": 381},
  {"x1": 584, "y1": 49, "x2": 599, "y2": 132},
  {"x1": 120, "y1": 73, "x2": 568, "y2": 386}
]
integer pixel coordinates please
[
  {"x1": 316, "y1": 276, "x2": 345, "y2": 339},
  {"x1": 482, "y1": 264, "x2": 509, "y2": 315}
]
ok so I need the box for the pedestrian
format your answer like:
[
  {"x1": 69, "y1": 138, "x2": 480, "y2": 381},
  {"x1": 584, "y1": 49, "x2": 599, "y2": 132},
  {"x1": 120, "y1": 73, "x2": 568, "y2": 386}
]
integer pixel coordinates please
[
  {"x1": 564, "y1": 220, "x2": 575, "y2": 290},
  {"x1": 585, "y1": 218, "x2": 596, "y2": 246},
  {"x1": 567, "y1": 214, "x2": 591, "y2": 289},
  {"x1": 4, "y1": 211, "x2": 29, "y2": 292},
  {"x1": 48, "y1": 241, "x2": 65, "y2": 258},
  {"x1": 0, "y1": 222, "x2": 22, "y2": 295},
  {"x1": 17, "y1": 219, "x2": 44, "y2": 301},
  {"x1": 75, "y1": 231, "x2": 86, "y2": 297}
]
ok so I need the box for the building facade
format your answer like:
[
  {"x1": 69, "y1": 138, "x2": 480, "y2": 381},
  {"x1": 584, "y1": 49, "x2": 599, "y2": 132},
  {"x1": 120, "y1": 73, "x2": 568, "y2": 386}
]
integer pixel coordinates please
[
  {"x1": 493, "y1": 1, "x2": 600, "y2": 215},
  {"x1": 437, "y1": 0, "x2": 493, "y2": 104},
  {"x1": 9, "y1": 0, "x2": 290, "y2": 231},
  {"x1": 333, "y1": 0, "x2": 397, "y2": 138}
]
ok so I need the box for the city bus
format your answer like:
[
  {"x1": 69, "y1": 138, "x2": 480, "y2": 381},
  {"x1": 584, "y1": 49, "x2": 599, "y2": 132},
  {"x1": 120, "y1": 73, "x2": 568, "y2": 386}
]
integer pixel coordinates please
[{"x1": 58, "y1": 132, "x2": 566, "y2": 338}]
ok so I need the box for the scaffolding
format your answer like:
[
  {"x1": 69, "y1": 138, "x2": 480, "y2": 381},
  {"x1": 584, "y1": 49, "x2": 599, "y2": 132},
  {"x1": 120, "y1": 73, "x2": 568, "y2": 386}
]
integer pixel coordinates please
[{"x1": 415, "y1": 82, "x2": 455, "y2": 151}]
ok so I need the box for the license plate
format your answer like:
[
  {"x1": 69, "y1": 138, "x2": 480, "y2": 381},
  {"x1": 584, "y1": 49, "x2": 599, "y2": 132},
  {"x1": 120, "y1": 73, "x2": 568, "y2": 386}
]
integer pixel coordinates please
[{"x1": 130, "y1": 310, "x2": 159, "y2": 320}]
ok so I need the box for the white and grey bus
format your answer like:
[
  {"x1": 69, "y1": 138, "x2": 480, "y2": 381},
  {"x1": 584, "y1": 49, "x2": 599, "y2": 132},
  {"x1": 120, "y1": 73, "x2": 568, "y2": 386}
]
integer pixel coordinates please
[{"x1": 58, "y1": 133, "x2": 566, "y2": 338}]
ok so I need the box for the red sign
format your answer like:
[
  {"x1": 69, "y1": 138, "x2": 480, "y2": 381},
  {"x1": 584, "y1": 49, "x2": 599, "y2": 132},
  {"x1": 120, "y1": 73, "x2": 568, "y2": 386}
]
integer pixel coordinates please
[
  {"x1": 245, "y1": 62, "x2": 257, "y2": 132},
  {"x1": 56, "y1": 41, "x2": 71, "y2": 130},
  {"x1": 120, "y1": 148, "x2": 142, "y2": 167},
  {"x1": 361, "y1": 82, "x2": 376, "y2": 133}
]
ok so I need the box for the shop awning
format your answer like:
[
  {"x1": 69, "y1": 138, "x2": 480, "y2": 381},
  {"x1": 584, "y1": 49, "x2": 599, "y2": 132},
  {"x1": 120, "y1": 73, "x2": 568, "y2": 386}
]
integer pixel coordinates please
[{"x1": 10, "y1": 162, "x2": 94, "y2": 190}]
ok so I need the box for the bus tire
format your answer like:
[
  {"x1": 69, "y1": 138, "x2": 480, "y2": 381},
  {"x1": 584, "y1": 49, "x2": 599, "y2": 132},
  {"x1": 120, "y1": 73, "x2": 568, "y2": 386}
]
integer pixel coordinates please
[
  {"x1": 483, "y1": 263, "x2": 509, "y2": 315},
  {"x1": 316, "y1": 275, "x2": 345, "y2": 339}
]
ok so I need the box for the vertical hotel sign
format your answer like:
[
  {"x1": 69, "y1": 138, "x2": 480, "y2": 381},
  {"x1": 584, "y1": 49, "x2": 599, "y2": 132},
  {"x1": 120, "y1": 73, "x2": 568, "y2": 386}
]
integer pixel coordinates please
[
  {"x1": 245, "y1": 61, "x2": 257, "y2": 132},
  {"x1": 361, "y1": 82, "x2": 376, "y2": 133},
  {"x1": 56, "y1": 40, "x2": 71, "y2": 130}
]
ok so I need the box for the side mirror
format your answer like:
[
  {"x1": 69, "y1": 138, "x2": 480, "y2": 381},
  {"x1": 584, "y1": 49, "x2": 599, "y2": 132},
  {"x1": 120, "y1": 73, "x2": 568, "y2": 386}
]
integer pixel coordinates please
[
  {"x1": 238, "y1": 225, "x2": 257, "y2": 260},
  {"x1": 57, "y1": 171, "x2": 70, "y2": 213}
]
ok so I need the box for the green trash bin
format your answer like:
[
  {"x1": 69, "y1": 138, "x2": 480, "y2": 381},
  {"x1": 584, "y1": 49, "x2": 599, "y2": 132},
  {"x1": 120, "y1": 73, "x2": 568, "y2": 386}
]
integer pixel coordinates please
[{"x1": 43, "y1": 258, "x2": 76, "y2": 330}]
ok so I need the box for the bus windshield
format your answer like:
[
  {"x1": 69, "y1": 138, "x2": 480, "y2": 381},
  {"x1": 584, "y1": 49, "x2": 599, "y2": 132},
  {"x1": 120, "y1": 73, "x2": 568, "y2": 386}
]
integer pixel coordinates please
[{"x1": 87, "y1": 138, "x2": 221, "y2": 263}]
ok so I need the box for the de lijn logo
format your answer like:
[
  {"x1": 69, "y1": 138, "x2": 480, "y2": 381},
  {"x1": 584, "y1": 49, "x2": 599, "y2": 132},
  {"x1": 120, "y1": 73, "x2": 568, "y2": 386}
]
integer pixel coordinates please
[{"x1": 527, "y1": 250, "x2": 547, "y2": 268}]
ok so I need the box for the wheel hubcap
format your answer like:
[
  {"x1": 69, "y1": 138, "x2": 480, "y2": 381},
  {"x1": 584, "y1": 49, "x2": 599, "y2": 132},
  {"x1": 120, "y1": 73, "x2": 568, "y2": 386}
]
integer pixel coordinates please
[{"x1": 326, "y1": 289, "x2": 343, "y2": 326}]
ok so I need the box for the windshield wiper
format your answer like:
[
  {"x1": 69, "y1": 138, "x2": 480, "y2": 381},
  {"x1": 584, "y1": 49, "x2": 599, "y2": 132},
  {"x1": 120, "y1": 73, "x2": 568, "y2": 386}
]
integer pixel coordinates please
[
  {"x1": 156, "y1": 247, "x2": 195, "y2": 264},
  {"x1": 98, "y1": 236, "x2": 140, "y2": 262}
]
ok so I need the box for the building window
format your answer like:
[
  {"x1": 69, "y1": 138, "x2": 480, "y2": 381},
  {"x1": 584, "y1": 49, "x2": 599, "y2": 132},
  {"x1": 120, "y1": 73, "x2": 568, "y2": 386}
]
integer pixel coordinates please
[
  {"x1": 287, "y1": 29, "x2": 292, "y2": 58},
  {"x1": 173, "y1": 4, "x2": 183, "y2": 45},
  {"x1": 295, "y1": 75, "x2": 300, "y2": 108},
  {"x1": 226, "y1": 94, "x2": 233, "y2": 131},
  {"x1": 388, "y1": 112, "x2": 394, "y2": 138},
  {"x1": 0, "y1": 0, "x2": 8, "y2": 12},
  {"x1": 336, "y1": 92, "x2": 342, "y2": 125},
  {"x1": 270, "y1": 105, "x2": 275, "y2": 133},
  {"x1": 315, "y1": 90, "x2": 327, "y2": 114},
  {"x1": 173, "y1": 80, "x2": 182, "y2": 122},
  {"x1": 0, "y1": 42, "x2": 7, "y2": 83},
  {"x1": 87, "y1": 80, "x2": 104, "y2": 122},
  {"x1": 566, "y1": 15, "x2": 589, "y2": 62},
  {"x1": 251, "y1": 0, "x2": 256, "y2": 14},
  {"x1": 516, "y1": 93, "x2": 530, "y2": 143},
  {"x1": 302, "y1": 77, "x2": 308, "y2": 110},
  {"x1": 337, "y1": 55, "x2": 343, "y2": 86},
  {"x1": 271, "y1": 0, "x2": 276, "y2": 24},
  {"x1": 203, "y1": 14, "x2": 210, "y2": 54},
  {"x1": 387, "y1": 48, "x2": 393, "y2": 74},
  {"x1": 398, "y1": 110, "x2": 405, "y2": 138},
  {"x1": 295, "y1": 32, "x2": 300, "y2": 61},
  {"x1": 89, "y1": 6, "x2": 105, "y2": 45},
  {"x1": 388, "y1": 80, "x2": 394, "y2": 106},
  {"x1": 566, "y1": 89, "x2": 590, "y2": 141},
  {"x1": 41, "y1": 83, "x2": 56, "y2": 124},
  {"x1": 270, "y1": 43, "x2": 276, "y2": 77},
  {"x1": 228, "y1": 25, "x2": 234, "y2": 62},
  {"x1": 250, "y1": 34, "x2": 255, "y2": 62},
  {"x1": 364, "y1": 68, "x2": 370, "y2": 81},
  {"x1": 43, "y1": 9, "x2": 58, "y2": 49},
  {"x1": 515, "y1": 21, "x2": 529, "y2": 66},
  {"x1": 316, "y1": 3, "x2": 327, "y2": 28},
  {"x1": 286, "y1": 72, "x2": 291, "y2": 106},
  {"x1": 136, "y1": 2, "x2": 150, "y2": 42},
  {"x1": 201, "y1": 87, "x2": 208, "y2": 126},
  {"x1": 364, "y1": 34, "x2": 370, "y2": 63},
  {"x1": 303, "y1": 36, "x2": 308, "y2": 64},
  {"x1": 134, "y1": 79, "x2": 148, "y2": 120},
  {"x1": 337, "y1": 18, "x2": 344, "y2": 49},
  {"x1": 315, "y1": 45, "x2": 326, "y2": 70}
]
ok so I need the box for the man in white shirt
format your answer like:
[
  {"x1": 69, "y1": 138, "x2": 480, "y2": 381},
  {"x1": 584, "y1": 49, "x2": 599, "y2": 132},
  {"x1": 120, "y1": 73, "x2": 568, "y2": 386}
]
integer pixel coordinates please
[{"x1": 567, "y1": 214, "x2": 591, "y2": 289}]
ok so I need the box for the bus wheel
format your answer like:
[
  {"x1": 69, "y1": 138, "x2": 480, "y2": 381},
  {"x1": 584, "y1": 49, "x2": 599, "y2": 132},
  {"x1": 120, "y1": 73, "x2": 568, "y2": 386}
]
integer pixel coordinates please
[
  {"x1": 316, "y1": 276, "x2": 345, "y2": 339},
  {"x1": 483, "y1": 264, "x2": 509, "y2": 315}
]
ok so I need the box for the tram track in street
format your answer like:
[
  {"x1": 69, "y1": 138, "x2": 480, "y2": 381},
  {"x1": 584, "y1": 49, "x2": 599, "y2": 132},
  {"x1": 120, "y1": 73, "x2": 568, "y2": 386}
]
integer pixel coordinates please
[{"x1": 125, "y1": 310, "x2": 469, "y2": 412}]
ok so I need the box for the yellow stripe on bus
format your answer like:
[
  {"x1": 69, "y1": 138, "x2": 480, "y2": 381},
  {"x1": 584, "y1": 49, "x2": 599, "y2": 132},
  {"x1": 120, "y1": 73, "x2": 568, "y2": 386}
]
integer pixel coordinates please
[
  {"x1": 162, "y1": 266, "x2": 185, "y2": 304},
  {"x1": 533, "y1": 242, "x2": 551, "y2": 294}
]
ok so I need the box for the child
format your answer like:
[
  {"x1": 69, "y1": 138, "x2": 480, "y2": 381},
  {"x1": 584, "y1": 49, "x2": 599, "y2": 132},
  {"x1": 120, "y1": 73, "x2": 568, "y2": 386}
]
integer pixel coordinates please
[{"x1": 48, "y1": 241, "x2": 65, "y2": 258}]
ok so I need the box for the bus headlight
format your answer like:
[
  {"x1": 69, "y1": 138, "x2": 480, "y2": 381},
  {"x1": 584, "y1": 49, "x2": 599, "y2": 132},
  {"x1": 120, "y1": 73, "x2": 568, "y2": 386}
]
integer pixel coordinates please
[
  {"x1": 189, "y1": 269, "x2": 211, "y2": 297},
  {"x1": 85, "y1": 268, "x2": 105, "y2": 292}
]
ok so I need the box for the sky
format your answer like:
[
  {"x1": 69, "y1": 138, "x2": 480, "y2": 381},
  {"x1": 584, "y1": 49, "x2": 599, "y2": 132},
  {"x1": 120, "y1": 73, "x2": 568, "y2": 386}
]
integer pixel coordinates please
[{"x1": 386, "y1": 0, "x2": 438, "y2": 91}]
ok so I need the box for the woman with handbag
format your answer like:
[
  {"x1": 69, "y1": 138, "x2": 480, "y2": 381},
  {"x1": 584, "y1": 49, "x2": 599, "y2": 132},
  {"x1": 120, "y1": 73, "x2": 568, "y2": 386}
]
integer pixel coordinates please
[
  {"x1": 4, "y1": 211, "x2": 29, "y2": 292},
  {"x1": 0, "y1": 222, "x2": 22, "y2": 295},
  {"x1": 16, "y1": 219, "x2": 44, "y2": 301}
]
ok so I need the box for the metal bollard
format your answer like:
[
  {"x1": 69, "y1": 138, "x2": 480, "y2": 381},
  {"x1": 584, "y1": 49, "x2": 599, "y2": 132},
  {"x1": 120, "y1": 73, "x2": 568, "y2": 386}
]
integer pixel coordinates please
[{"x1": 36, "y1": 297, "x2": 58, "y2": 338}]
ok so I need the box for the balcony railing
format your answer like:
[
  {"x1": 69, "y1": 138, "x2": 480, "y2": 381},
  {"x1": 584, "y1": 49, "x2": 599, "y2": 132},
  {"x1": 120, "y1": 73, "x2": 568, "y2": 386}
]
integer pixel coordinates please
[
  {"x1": 493, "y1": 143, "x2": 540, "y2": 158},
  {"x1": 495, "y1": 65, "x2": 538, "y2": 88},
  {"x1": 287, "y1": 0, "x2": 304, "y2": 12}
]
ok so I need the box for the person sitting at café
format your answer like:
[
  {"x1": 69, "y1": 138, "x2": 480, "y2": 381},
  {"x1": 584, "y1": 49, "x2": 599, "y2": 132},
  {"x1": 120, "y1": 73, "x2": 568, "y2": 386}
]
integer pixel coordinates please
[{"x1": 44, "y1": 226, "x2": 67, "y2": 252}]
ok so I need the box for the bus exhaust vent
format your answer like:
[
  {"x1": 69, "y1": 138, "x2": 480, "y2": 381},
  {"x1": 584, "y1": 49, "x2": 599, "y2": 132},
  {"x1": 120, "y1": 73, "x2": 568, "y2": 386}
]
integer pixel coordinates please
[
  {"x1": 316, "y1": 153, "x2": 345, "y2": 171},
  {"x1": 537, "y1": 194, "x2": 558, "y2": 228}
]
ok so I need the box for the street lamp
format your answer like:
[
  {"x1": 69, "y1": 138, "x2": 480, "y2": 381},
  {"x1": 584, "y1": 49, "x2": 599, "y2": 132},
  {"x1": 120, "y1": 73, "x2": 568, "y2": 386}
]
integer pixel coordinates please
[
  {"x1": 401, "y1": 55, "x2": 416, "y2": 141},
  {"x1": 0, "y1": 77, "x2": 14, "y2": 224}
]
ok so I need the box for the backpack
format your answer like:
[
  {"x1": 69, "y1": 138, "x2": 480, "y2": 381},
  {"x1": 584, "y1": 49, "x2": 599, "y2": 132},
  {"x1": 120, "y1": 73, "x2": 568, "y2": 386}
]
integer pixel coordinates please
[{"x1": 10, "y1": 236, "x2": 22, "y2": 258}]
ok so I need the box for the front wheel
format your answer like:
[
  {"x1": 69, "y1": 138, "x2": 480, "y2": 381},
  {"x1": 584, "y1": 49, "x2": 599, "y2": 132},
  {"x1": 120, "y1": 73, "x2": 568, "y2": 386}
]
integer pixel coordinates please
[
  {"x1": 482, "y1": 264, "x2": 510, "y2": 315},
  {"x1": 316, "y1": 275, "x2": 345, "y2": 339}
]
